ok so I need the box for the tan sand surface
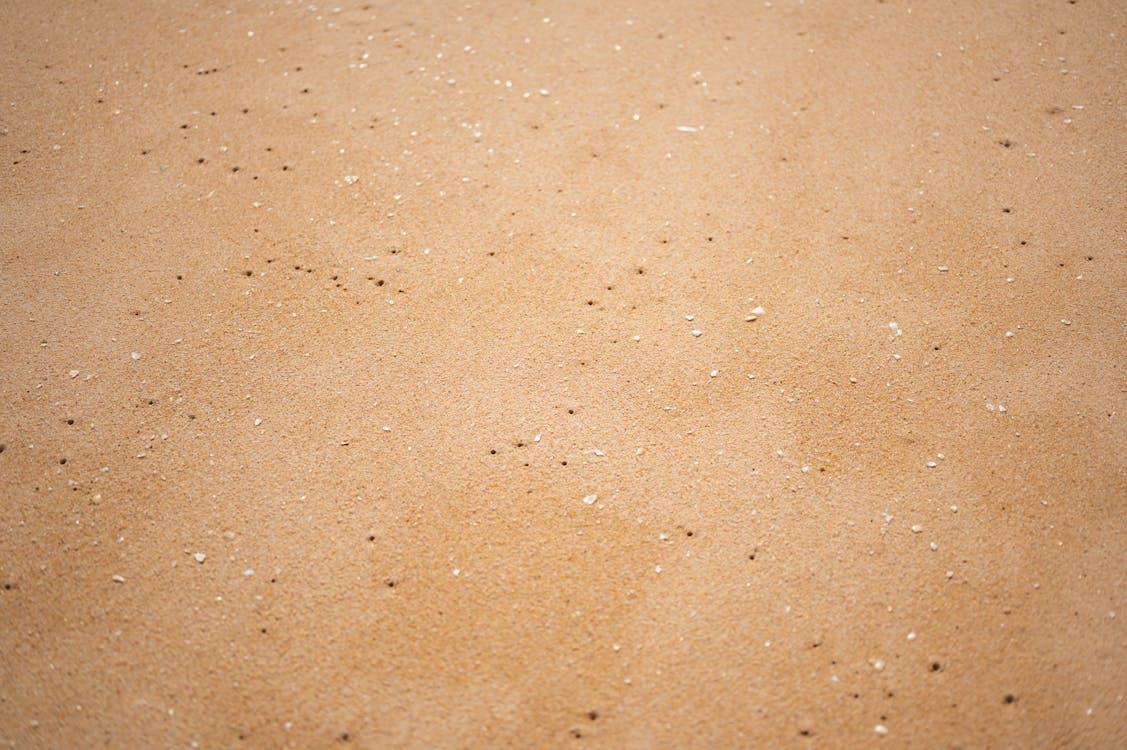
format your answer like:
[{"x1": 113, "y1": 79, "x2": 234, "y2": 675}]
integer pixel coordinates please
[{"x1": 1, "y1": 0, "x2": 1125, "y2": 747}]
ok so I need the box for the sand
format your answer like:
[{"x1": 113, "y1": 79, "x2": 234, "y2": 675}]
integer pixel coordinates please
[{"x1": 1, "y1": 0, "x2": 1124, "y2": 747}]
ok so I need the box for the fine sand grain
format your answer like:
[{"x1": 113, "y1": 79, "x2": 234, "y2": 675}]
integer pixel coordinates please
[{"x1": 1, "y1": 1, "x2": 1124, "y2": 747}]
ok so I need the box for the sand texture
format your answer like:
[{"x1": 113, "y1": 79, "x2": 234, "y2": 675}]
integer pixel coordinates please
[{"x1": 1, "y1": 0, "x2": 1125, "y2": 747}]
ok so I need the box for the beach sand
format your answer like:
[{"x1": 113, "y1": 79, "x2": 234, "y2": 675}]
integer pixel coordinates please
[{"x1": 1, "y1": 0, "x2": 1124, "y2": 746}]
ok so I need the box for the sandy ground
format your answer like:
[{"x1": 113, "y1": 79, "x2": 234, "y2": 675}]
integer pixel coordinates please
[{"x1": 1, "y1": 0, "x2": 1124, "y2": 747}]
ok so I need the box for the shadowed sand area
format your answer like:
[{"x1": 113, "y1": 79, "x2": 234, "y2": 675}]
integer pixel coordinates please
[{"x1": 1, "y1": 0, "x2": 1124, "y2": 747}]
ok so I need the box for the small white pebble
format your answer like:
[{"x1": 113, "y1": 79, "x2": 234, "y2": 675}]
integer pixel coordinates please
[
  {"x1": 654, "y1": 565, "x2": 662, "y2": 573},
  {"x1": 68, "y1": 370, "x2": 80, "y2": 378},
  {"x1": 926, "y1": 461, "x2": 937, "y2": 468},
  {"x1": 875, "y1": 724, "x2": 888, "y2": 736},
  {"x1": 254, "y1": 418, "x2": 262, "y2": 427},
  {"x1": 684, "y1": 314, "x2": 695, "y2": 321},
  {"x1": 930, "y1": 542, "x2": 938, "y2": 551},
  {"x1": 130, "y1": 352, "x2": 141, "y2": 360},
  {"x1": 194, "y1": 553, "x2": 206, "y2": 563},
  {"x1": 243, "y1": 569, "x2": 254, "y2": 577},
  {"x1": 111, "y1": 574, "x2": 125, "y2": 584},
  {"x1": 907, "y1": 632, "x2": 917, "y2": 641},
  {"x1": 751, "y1": 306, "x2": 766, "y2": 315},
  {"x1": 583, "y1": 494, "x2": 598, "y2": 505},
  {"x1": 632, "y1": 335, "x2": 641, "y2": 341},
  {"x1": 938, "y1": 266, "x2": 949, "y2": 272},
  {"x1": 710, "y1": 370, "x2": 719, "y2": 378},
  {"x1": 691, "y1": 329, "x2": 702, "y2": 337},
  {"x1": 946, "y1": 570, "x2": 955, "y2": 579},
  {"x1": 1005, "y1": 331, "x2": 1014, "y2": 338},
  {"x1": 453, "y1": 568, "x2": 460, "y2": 576},
  {"x1": 910, "y1": 524, "x2": 923, "y2": 533}
]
